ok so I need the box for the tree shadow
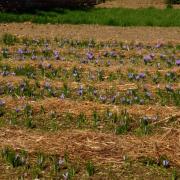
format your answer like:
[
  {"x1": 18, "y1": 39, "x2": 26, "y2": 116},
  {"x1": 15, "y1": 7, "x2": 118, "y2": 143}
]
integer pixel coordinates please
[{"x1": 0, "y1": 0, "x2": 96, "y2": 14}]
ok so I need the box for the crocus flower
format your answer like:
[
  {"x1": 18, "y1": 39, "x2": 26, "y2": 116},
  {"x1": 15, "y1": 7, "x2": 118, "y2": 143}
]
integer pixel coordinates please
[
  {"x1": 143, "y1": 54, "x2": 153, "y2": 64},
  {"x1": 100, "y1": 95, "x2": 106, "y2": 102},
  {"x1": 176, "y1": 59, "x2": 180, "y2": 66},
  {"x1": 111, "y1": 96, "x2": 116, "y2": 103},
  {"x1": 128, "y1": 73, "x2": 134, "y2": 80},
  {"x1": 165, "y1": 84, "x2": 173, "y2": 92},
  {"x1": 58, "y1": 158, "x2": 64, "y2": 166},
  {"x1": 1, "y1": 71, "x2": 9, "y2": 76},
  {"x1": 11, "y1": 72, "x2": 16, "y2": 76},
  {"x1": 63, "y1": 172, "x2": 68, "y2": 180},
  {"x1": 110, "y1": 51, "x2": 117, "y2": 57},
  {"x1": 103, "y1": 51, "x2": 108, "y2": 57},
  {"x1": 31, "y1": 54, "x2": 37, "y2": 60},
  {"x1": 157, "y1": 63, "x2": 161, "y2": 69},
  {"x1": 54, "y1": 51, "x2": 60, "y2": 60},
  {"x1": 139, "y1": 73, "x2": 146, "y2": 79},
  {"x1": 15, "y1": 107, "x2": 21, "y2": 113},
  {"x1": 162, "y1": 160, "x2": 169, "y2": 168},
  {"x1": 145, "y1": 92, "x2": 152, "y2": 99},
  {"x1": 60, "y1": 93, "x2": 65, "y2": 99},
  {"x1": 87, "y1": 52, "x2": 94, "y2": 60},
  {"x1": 142, "y1": 116, "x2": 149, "y2": 125},
  {"x1": 135, "y1": 75, "x2": 140, "y2": 80},
  {"x1": 46, "y1": 63, "x2": 52, "y2": 69},
  {"x1": 78, "y1": 85, "x2": 83, "y2": 96},
  {"x1": 107, "y1": 60, "x2": 111, "y2": 66},
  {"x1": 73, "y1": 68, "x2": 78, "y2": 77},
  {"x1": 93, "y1": 89, "x2": 97, "y2": 96},
  {"x1": 0, "y1": 100, "x2": 5, "y2": 106},
  {"x1": 108, "y1": 111, "x2": 113, "y2": 117},
  {"x1": 139, "y1": 99, "x2": 144, "y2": 105},
  {"x1": 17, "y1": 48, "x2": 24, "y2": 55}
]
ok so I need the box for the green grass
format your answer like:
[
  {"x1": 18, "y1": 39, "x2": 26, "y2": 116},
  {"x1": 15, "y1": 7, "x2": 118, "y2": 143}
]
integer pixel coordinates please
[{"x1": 0, "y1": 8, "x2": 180, "y2": 26}]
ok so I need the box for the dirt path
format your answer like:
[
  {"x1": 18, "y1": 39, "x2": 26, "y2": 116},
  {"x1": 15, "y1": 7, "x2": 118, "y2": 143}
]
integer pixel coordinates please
[
  {"x1": 0, "y1": 23, "x2": 180, "y2": 44},
  {"x1": 97, "y1": 0, "x2": 180, "y2": 9},
  {"x1": 0, "y1": 127, "x2": 179, "y2": 166}
]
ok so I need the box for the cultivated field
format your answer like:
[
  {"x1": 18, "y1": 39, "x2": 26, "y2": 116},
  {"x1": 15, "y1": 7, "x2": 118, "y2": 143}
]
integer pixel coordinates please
[
  {"x1": 0, "y1": 0, "x2": 180, "y2": 178},
  {"x1": 0, "y1": 23, "x2": 179, "y2": 178}
]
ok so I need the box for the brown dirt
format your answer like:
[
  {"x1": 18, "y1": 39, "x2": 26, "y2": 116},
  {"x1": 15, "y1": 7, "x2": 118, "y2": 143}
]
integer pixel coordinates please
[
  {"x1": 0, "y1": 23, "x2": 180, "y2": 44},
  {"x1": 3, "y1": 96, "x2": 180, "y2": 119},
  {"x1": 97, "y1": 0, "x2": 180, "y2": 9},
  {"x1": 0, "y1": 127, "x2": 179, "y2": 166}
]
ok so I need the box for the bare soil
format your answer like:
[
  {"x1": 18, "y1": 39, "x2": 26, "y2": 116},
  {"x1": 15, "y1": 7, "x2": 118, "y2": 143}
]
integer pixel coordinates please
[
  {"x1": 97, "y1": 0, "x2": 180, "y2": 9},
  {"x1": 0, "y1": 23, "x2": 180, "y2": 44}
]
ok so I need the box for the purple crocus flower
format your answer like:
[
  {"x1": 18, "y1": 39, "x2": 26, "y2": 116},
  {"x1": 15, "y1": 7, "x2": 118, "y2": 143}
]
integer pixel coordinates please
[
  {"x1": 87, "y1": 52, "x2": 94, "y2": 60},
  {"x1": 107, "y1": 60, "x2": 111, "y2": 66},
  {"x1": 143, "y1": 55, "x2": 152, "y2": 64},
  {"x1": 111, "y1": 96, "x2": 116, "y2": 103},
  {"x1": 60, "y1": 93, "x2": 65, "y2": 99},
  {"x1": 46, "y1": 63, "x2": 52, "y2": 69},
  {"x1": 11, "y1": 72, "x2": 16, "y2": 76},
  {"x1": 78, "y1": 85, "x2": 83, "y2": 96},
  {"x1": 73, "y1": 69, "x2": 78, "y2": 77},
  {"x1": 162, "y1": 160, "x2": 169, "y2": 168},
  {"x1": 128, "y1": 73, "x2": 134, "y2": 79},
  {"x1": 17, "y1": 48, "x2": 24, "y2": 55},
  {"x1": 100, "y1": 95, "x2": 106, "y2": 102},
  {"x1": 93, "y1": 89, "x2": 97, "y2": 96},
  {"x1": 54, "y1": 51, "x2": 60, "y2": 60},
  {"x1": 110, "y1": 51, "x2": 117, "y2": 57},
  {"x1": 0, "y1": 100, "x2": 5, "y2": 106},
  {"x1": 165, "y1": 84, "x2": 173, "y2": 92},
  {"x1": 139, "y1": 99, "x2": 144, "y2": 105},
  {"x1": 31, "y1": 54, "x2": 37, "y2": 60},
  {"x1": 157, "y1": 62, "x2": 161, "y2": 69},
  {"x1": 139, "y1": 73, "x2": 146, "y2": 79},
  {"x1": 58, "y1": 158, "x2": 64, "y2": 166},
  {"x1": 15, "y1": 107, "x2": 21, "y2": 113},
  {"x1": 176, "y1": 59, "x2": 180, "y2": 66},
  {"x1": 1, "y1": 71, "x2": 9, "y2": 76},
  {"x1": 135, "y1": 75, "x2": 140, "y2": 80},
  {"x1": 63, "y1": 172, "x2": 68, "y2": 180},
  {"x1": 7, "y1": 83, "x2": 14, "y2": 92}
]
